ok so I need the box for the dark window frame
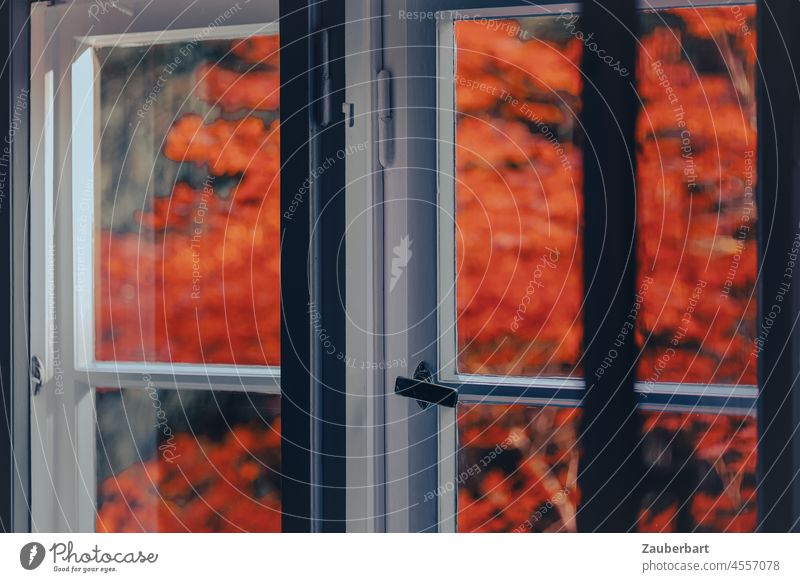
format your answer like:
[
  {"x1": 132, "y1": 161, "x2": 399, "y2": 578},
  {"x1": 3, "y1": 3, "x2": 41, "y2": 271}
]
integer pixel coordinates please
[
  {"x1": 756, "y1": 0, "x2": 800, "y2": 533},
  {"x1": 2, "y1": 0, "x2": 799, "y2": 534},
  {"x1": 279, "y1": 0, "x2": 347, "y2": 532},
  {"x1": 1, "y1": 0, "x2": 31, "y2": 534}
]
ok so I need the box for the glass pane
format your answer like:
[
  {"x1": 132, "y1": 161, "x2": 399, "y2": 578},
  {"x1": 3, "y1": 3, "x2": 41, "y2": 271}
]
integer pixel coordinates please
[
  {"x1": 96, "y1": 388, "x2": 280, "y2": 532},
  {"x1": 453, "y1": 17, "x2": 583, "y2": 377},
  {"x1": 451, "y1": 5, "x2": 757, "y2": 385},
  {"x1": 95, "y1": 34, "x2": 281, "y2": 365},
  {"x1": 456, "y1": 404, "x2": 581, "y2": 533},
  {"x1": 456, "y1": 404, "x2": 756, "y2": 533},
  {"x1": 636, "y1": 6, "x2": 757, "y2": 386},
  {"x1": 638, "y1": 411, "x2": 757, "y2": 533}
]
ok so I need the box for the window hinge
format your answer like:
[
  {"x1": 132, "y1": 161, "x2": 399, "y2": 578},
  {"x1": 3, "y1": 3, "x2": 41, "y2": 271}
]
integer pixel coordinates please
[
  {"x1": 30, "y1": 355, "x2": 44, "y2": 396},
  {"x1": 314, "y1": 29, "x2": 332, "y2": 128},
  {"x1": 342, "y1": 102, "x2": 355, "y2": 128},
  {"x1": 376, "y1": 69, "x2": 393, "y2": 167}
]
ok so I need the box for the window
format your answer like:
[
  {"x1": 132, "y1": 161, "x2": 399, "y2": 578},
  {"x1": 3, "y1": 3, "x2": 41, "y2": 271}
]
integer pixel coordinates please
[
  {"x1": 29, "y1": 0, "x2": 283, "y2": 532},
  {"x1": 456, "y1": 404, "x2": 580, "y2": 533},
  {"x1": 431, "y1": 2, "x2": 758, "y2": 531},
  {"x1": 96, "y1": 389, "x2": 280, "y2": 532},
  {"x1": 449, "y1": 15, "x2": 583, "y2": 379},
  {"x1": 93, "y1": 35, "x2": 281, "y2": 366},
  {"x1": 441, "y1": 4, "x2": 757, "y2": 392},
  {"x1": 20, "y1": 0, "x2": 774, "y2": 534}
]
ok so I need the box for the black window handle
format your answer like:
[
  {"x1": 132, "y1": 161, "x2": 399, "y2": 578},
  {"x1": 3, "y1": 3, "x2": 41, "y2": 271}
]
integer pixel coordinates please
[{"x1": 394, "y1": 361, "x2": 458, "y2": 409}]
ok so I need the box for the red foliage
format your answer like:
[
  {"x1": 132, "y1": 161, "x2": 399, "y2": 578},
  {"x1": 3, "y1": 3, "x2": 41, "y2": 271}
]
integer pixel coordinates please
[
  {"x1": 96, "y1": 34, "x2": 282, "y2": 532},
  {"x1": 96, "y1": 46, "x2": 280, "y2": 366},
  {"x1": 457, "y1": 406, "x2": 757, "y2": 533},
  {"x1": 96, "y1": 6, "x2": 760, "y2": 533},
  {"x1": 457, "y1": 405, "x2": 581, "y2": 533},
  {"x1": 96, "y1": 422, "x2": 281, "y2": 532},
  {"x1": 455, "y1": 7, "x2": 758, "y2": 533},
  {"x1": 195, "y1": 65, "x2": 280, "y2": 113},
  {"x1": 637, "y1": 412, "x2": 757, "y2": 533},
  {"x1": 454, "y1": 8, "x2": 757, "y2": 385},
  {"x1": 454, "y1": 18, "x2": 584, "y2": 376}
]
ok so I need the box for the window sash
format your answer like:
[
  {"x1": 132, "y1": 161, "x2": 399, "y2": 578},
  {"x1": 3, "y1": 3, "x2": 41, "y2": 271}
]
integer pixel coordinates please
[
  {"x1": 435, "y1": 3, "x2": 758, "y2": 412},
  {"x1": 65, "y1": 7, "x2": 281, "y2": 382},
  {"x1": 28, "y1": 0, "x2": 282, "y2": 532}
]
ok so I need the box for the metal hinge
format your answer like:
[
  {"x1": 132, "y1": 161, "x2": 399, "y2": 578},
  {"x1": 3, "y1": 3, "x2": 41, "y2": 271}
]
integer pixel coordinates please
[
  {"x1": 30, "y1": 355, "x2": 44, "y2": 396},
  {"x1": 376, "y1": 69, "x2": 393, "y2": 167},
  {"x1": 342, "y1": 102, "x2": 355, "y2": 128}
]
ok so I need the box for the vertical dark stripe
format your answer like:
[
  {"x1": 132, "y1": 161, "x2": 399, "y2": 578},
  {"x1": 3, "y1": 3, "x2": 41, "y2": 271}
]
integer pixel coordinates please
[
  {"x1": 280, "y1": 0, "x2": 313, "y2": 532},
  {"x1": 0, "y1": 0, "x2": 30, "y2": 533},
  {"x1": 280, "y1": 0, "x2": 348, "y2": 532},
  {"x1": 312, "y1": 0, "x2": 347, "y2": 532},
  {"x1": 0, "y1": 0, "x2": 14, "y2": 534},
  {"x1": 756, "y1": 0, "x2": 800, "y2": 533},
  {"x1": 577, "y1": 0, "x2": 643, "y2": 532}
]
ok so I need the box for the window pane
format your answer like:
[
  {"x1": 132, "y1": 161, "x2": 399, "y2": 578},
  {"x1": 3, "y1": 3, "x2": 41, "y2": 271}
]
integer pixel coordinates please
[
  {"x1": 636, "y1": 6, "x2": 757, "y2": 386},
  {"x1": 456, "y1": 404, "x2": 756, "y2": 533},
  {"x1": 456, "y1": 404, "x2": 581, "y2": 533},
  {"x1": 96, "y1": 388, "x2": 280, "y2": 532},
  {"x1": 638, "y1": 411, "x2": 756, "y2": 533},
  {"x1": 95, "y1": 34, "x2": 280, "y2": 365},
  {"x1": 451, "y1": 5, "x2": 757, "y2": 385},
  {"x1": 454, "y1": 17, "x2": 583, "y2": 377}
]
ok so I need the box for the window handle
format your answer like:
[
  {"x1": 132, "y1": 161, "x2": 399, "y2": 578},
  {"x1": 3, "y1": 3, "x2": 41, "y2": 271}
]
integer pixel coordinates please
[{"x1": 394, "y1": 361, "x2": 457, "y2": 409}]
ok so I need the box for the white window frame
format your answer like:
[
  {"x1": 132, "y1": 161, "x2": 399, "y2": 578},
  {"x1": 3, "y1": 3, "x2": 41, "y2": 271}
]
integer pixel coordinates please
[
  {"x1": 343, "y1": 0, "x2": 389, "y2": 533},
  {"x1": 29, "y1": 0, "x2": 281, "y2": 532}
]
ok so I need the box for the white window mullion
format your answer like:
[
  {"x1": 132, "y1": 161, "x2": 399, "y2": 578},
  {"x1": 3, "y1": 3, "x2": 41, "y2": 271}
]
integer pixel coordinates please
[{"x1": 79, "y1": 363, "x2": 280, "y2": 393}]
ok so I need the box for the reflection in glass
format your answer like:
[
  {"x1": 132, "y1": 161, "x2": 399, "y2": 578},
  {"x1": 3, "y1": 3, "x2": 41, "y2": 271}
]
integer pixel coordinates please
[
  {"x1": 453, "y1": 6, "x2": 757, "y2": 385},
  {"x1": 95, "y1": 388, "x2": 281, "y2": 532},
  {"x1": 636, "y1": 7, "x2": 757, "y2": 385},
  {"x1": 638, "y1": 411, "x2": 756, "y2": 533},
  {"x1": 454, "y1": 17, "x2": 583, "y2": 377},
  {"x1": 456, "y1": 404, "x2": 581, "y2": 533},
  {"x1": 457, "y1": 404, "x2": 756, "y2": 533},
  {"x1": 94, "y1": 35, "x2": 281, "y2": 365}
]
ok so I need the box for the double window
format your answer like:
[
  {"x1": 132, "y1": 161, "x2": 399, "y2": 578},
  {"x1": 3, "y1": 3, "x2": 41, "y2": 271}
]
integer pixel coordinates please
[{"x1": 23, "y1": 0, "x2": 764, "y2": 533}]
